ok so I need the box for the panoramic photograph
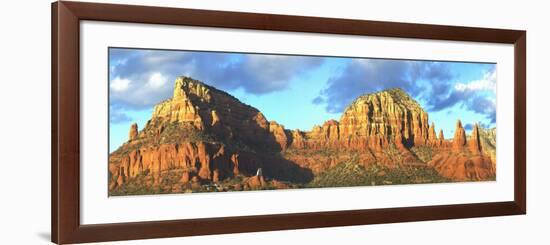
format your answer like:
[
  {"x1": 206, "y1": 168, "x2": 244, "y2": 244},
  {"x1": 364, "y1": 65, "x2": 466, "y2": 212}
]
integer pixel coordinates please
[{"x1": 108, "y1": 47, "x2": 497, "y2": 196}]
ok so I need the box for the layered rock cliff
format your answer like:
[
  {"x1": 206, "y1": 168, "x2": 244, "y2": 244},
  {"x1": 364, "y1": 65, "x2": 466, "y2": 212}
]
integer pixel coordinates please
[
  {"x1": 283, "y1": 88, "x2": 440, "y2": 172},
  {"x1": 339, "y1": 88, "x2": 431, "y2": 147},
  {"x1": 427, "y1": 122, "x2": 495, "y2": 180},
  {"x1": 109, "y1": 77, "x2": 496, "y2": 194},
  {"x1": 478, "y1": 127, "x2": 497, "y2": 165},
  {"x1": 147, "y1": 77, "x2": 282, "y2": 151},
  {"x1": 109, "y1": 77, "x2": 311, "y2": 192},
  {"x1": 290, "y1": 88, "x2": 433, "y2": 151}
]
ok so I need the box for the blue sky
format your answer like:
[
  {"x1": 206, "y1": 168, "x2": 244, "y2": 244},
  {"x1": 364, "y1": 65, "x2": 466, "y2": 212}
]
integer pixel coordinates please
[{"x1": 109, "y1": 48, "x2": 496, "y2": 152}]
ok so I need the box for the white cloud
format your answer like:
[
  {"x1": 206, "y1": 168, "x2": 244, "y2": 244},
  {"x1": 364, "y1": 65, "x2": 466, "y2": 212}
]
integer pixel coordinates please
[
  {"x1": 454, "y1": 69, "x2": 496, "y2": 93},
  {"x1": 147, "y1": 72, "x2": 167, "y2": 89},
  {"x1": 110, "y1": 77, "x2": 131, "y2": 92}
]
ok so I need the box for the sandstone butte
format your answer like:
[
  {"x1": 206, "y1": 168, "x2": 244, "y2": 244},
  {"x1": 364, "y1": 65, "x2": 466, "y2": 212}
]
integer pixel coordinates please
[{"x1": 108, "y1": 76, "x2": 496, "y2": 193}]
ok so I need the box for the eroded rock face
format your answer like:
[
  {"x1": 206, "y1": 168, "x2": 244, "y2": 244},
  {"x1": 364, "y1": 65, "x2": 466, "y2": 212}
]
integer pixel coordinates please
[
  {"x1": 428, "y1": 154, "x2": 494, "y2": 181},
  {"x1": 269, "y1": 121, "x2": 289, "y2": 151},
  {"x1": 469, "y1": 123, "x2": 481, "y2": 153},
  {"x1": 109, "y1": 78, "x2": 312, "y2": 189},
  {"x1": 478, "y1": 127, "x2": 496, "y2": 165},
  {"x1": 428, "y1": 123, "x2": 438, "y2": 146},
  {"x1": 245, "y1": 175, "x2": 266, "y2": 189},
  {"x1": 109, "y1": 77, "x2": 497, "y2": 193},
  {"x1": 452, "y1": 120, "x2": 467, "y2": 152},
  {"x1": 438, "y1": 129, "x2": 446, "y2": 147},
  {"x1": 283, "y1": 88, "x2": 434, "y2": 172},
  {"x1": 150, "y1": 77, "x2": 277, "y2": 148},
  {"x1": 290, "y1": 88, "x2": 431, "y2": 151},
  {"x1": 129, "y1": 123, "x2": 138, "y2": 141},
  {"x1": 210, "y1": 110, "x2": 221, "y2": 127},
  {"x1": 339, "y1": 88, "x2": 429, "y2": 147},
  {"x1": 111, "y1": 142, "x2": 215, "y2": 181},
  {"x1": 428, "y1": 121, "x2": 495, "y2": 181},
  {"x1": 180, "y1": 171, "x2": 190, "y2": 184},
  {"x1": 152, "y1": 78, "x2": 205, "y2": 129},
  {"x1": 290, "y1": 130, "x2": 306, "y2": 149}
]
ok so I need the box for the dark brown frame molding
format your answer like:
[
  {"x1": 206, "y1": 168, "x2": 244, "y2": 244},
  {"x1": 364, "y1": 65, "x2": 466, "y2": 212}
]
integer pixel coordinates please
[{"x1": 52, "y1": 1, "x2": 526, "y2": 244}]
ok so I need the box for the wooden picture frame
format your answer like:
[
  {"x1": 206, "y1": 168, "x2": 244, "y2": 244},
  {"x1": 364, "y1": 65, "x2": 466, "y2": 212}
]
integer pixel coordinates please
[{"x1": 51, "y1": 1, "x2": 526, "y2": 244}]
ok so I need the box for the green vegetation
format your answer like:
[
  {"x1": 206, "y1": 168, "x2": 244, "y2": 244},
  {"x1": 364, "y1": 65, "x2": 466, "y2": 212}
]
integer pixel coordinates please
[
  {"x1": 109, "y1": 169, "x2": 298, "y2": 196},
  {"x1": 110, "y1": 170, "x2": 202, "y2": 196},
  {"x1": 158, "y1": 122, "x2": 216, "y2": 145},
  {"x1": 283, "y1": 147, "x2": 352, "y2": 158},
  {"x1": 110, "y1": 157, "x2": 451, "y2": 196},
  {"x1": 478, "y1": 127, "x2": 496, "y2": 161},
  {"x1": 383, "y1": 144, "x2": 403, "y2": 162},
  {"x1": 308, "y1": 159, "x2": 450, "y2": 188},
  {"x1": 109, "y1": 172, "x2": 162, "y2": 196},
  {"x1": 112, "y1": 121, "x2": 219, "y2": 156},
  {"x1": 410, "y1": 146, "x2": 434, "y2": 162}
]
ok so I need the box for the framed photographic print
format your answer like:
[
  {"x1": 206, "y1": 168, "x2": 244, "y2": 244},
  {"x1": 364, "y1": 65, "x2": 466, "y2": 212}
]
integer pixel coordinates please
[{"x1": 52, "y1": 1, "x2": 526, "y2": 244}]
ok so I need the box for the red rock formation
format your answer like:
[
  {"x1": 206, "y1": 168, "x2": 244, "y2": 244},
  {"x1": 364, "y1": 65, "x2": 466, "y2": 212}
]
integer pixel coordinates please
[
  {"x1": 269, "y1": 121, "x2": 288, "y2": 151},
  {"x1": 210, "y1": 110, "x2": 221, "y2": 127},
  {"x1": 322, "y1": 120, "x2": 340, "y2": 143},
  {"x1": 116, "y1": 174, "x2": 124, "y2": 187},
  {"x1": 281, "y1": 88, "x2": 430, "y2": 171},
  {"x1": 109, "y1": 142, "x2": 222, "y2": 186},
  {"x1": 190, "y1": 176, "x2": 201, "y2": 189},
  {"x1": 245, "y1": 169, "x2": 266, "y2": 188},
  {"x1": 428, "y1": 121, "x2": 495, "y2": 181},
  {"x1": 438, "y1": 129, "x2": 445, "y2": 147},
  {"x1": 452, "y1": 120, "x2": 467, "y2": 152},
  {"x1": 212, "y1": 169, "x2": 220, "y2": 182},
  {"x1": 477, "y1": 127, "x2": 496, "y2": 166},
  {"x1": 109, "y1": 78, "x2": 497, "y2": 194},
  {"x1": 231, "y1": 153, "x2": 240, "y2": 176},
  {"x1": 197, "y1": 142, "x2": 211, "y2": 180},
  {"x1": 290, "y1": 130, "x2": 306, "y2": 149},
  {"x1": 428, "y1": 122, "x2": 438, "y2": 146},
  {"x1": 428, "y1": 154, "x2": 494, "y2": 180},
  {"x1": 271, "y1": 180, "x2": 289, "y2": 189},
  {"x1": 394, "y1": 130, "x2": 408, "y2": 151},
  {"x1": 469, "y1": 123, "x2": 482, "y2": 153},
  {"x1": 109, "y1": 77, "x2": 293, "y2": 189},
  {"x1": 152, "y1": 78, "x2": 205, "y2": 129},
  {"x1": 245, "y1": 176, "x2": 261, "y2": 188},
  {"x1": 150, "y1": 77, "x2": 277, "y2": 148},
  {"x1": 128, "y1": 123, "x2": 138, "y2": 141},
  {"x1": 287, "y1": 88, "x2": 432, "y2": 154},
  {"x1": 294, "y1": 88, "x2": 432, "y2": 151},
  {"x1": 338, "y1": 88, "x2": 429, "y2": 148},
  {"x1": 180, "y1": 171, "x2": 190, "y2": 184},
  {"x1": 304, "y1": 120, "x2": 341, "y2": 149}
]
